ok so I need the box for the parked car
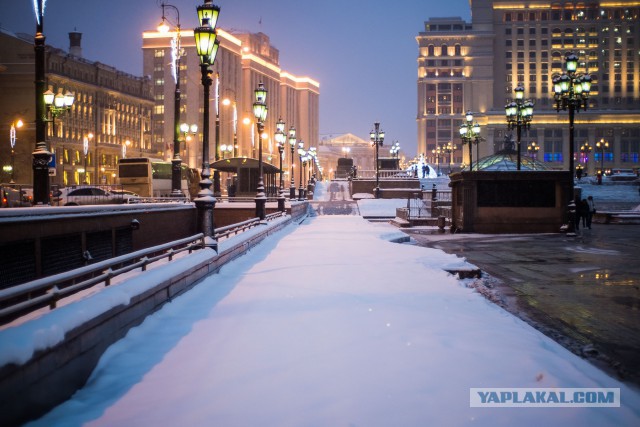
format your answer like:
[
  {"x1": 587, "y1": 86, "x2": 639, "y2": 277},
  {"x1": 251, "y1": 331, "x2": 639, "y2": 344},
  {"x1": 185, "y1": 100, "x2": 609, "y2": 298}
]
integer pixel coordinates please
[
  {"x1": 109, "y1": 189, "x2": 140, "y2": 204},
  {"x1": 1, "y1": 185, "x2": 31, "y2": 207},
  {"x1": 51, "y1": 186, "x2": 115, "y2": 206},
  {"x1": 609, "y1": 168, "x2": 638, "y2": 181}
]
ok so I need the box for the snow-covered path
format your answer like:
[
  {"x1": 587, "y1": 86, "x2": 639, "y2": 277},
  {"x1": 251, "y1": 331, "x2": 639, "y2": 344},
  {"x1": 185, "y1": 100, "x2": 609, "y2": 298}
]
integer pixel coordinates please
[{"x1": 29, "y1": 216, "x2": 640, "y2": 426}]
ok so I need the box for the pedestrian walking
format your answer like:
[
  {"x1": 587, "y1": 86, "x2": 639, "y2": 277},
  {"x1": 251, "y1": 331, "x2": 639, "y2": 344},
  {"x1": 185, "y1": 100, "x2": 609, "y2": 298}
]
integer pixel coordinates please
[
  {"x1": 422, "y1": 164, "x2": 427, "y2": 178},
  {"x1": 579, "y1": 199, "x2": 589, "y2": 228},
  {"x1": 586, "y1": 195, "x2": 596, "y2": 229}
]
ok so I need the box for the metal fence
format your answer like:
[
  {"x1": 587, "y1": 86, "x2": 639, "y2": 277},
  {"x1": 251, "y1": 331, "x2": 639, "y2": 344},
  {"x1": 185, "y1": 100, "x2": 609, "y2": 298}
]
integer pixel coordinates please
[
  {"x1": 0, "y1": 234, "x2": 204, "y2": 325},
  {"x1": 0, "y1": 211, "x2": 289, "y2": 325},
  {"x1": 354, "y1": 169, "x2": 415, "y2": 180},
  {"x1": 405, "y1": 190, "x2": 452, "y2": 220}
]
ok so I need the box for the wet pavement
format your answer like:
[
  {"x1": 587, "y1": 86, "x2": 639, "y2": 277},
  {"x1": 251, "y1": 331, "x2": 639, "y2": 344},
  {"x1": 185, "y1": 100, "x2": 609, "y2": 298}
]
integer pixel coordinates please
[
  {"x1": 406, "y1": 225, "x2": 640, "y2": 386},
  {"x1": 311, "y1": 179, "x2": 640, "y2": 385}
]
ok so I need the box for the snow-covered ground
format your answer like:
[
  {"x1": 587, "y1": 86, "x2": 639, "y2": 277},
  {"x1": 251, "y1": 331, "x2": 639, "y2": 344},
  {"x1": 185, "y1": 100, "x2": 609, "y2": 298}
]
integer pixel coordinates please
[{"x1": 23, "y1": 213, "x2": 640, "y2": 426}]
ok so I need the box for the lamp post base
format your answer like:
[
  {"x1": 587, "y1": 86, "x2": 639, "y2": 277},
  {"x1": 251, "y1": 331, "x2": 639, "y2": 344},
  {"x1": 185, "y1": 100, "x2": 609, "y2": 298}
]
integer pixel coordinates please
[
  {"x1": 298, "y1": 186, "x2": 305, "y2": 201},
  {"x1": 255, "y1": 197, "x2": 266, "y2": 220},
  {"x1": 277, "y1": 188, "x2": 286, "y2": 212},
  {"x1": 32, "y1": 144, "x2": 52, "y2": 205},
  {"x1": 170, "y1": 158, "x2": 184, "y2": 197},
  {"x1": 289, "y1": 185, "x2": 296, "y2": 200},
  {"x1": 195, "y1": 195, "x2": 217, "y2": 251}
]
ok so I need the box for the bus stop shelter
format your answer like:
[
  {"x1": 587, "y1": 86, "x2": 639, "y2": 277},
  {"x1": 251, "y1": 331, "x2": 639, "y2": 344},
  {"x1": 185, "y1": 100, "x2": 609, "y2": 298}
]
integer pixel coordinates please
[{"x1": 211, "y1": 157, "x2": 281, "y2": 197}]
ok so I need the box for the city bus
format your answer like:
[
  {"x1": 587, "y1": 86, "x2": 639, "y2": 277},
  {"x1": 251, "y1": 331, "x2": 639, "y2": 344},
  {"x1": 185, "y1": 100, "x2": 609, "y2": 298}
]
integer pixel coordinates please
[{"x1": 117, "y1": 158, "x2": 199, "y2": 198}]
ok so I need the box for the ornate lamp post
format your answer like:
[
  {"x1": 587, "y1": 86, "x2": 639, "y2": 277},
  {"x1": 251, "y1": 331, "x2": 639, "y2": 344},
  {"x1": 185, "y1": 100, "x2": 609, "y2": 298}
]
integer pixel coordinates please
[
  {"x1": 33, "y1": 0, "x2": 50, "y2": 204},
  {"x1": 297, "y1": 141, "x2": 306, "y2": 200},
  {"x1": 288, "y1": 126, "x2": 297, "y2": 200},
  {"x1": 158, "y1": 2, "x2": 185, "y2": 197},
  {"x1": 42, "y1": 87, "x2": 74, "y2": 188},
  {"x1": 369, "y1": 122, "x2": 385, "y2": 199},
  {"x1": 431, "y1": 145, "x2": 442, "y2": 175},
  {"x1": 505, "y1": 84, "x2": 534, "y2": 170},
  {"x1": 553, "y1": 52, "x2": 591, "y2": 234},
  {"x1": 194, "y1": 0, "x2": 221, "y2": 248},
  {"x1": 83, "y1": 135, "x2": 90, "y2": 184},
  {"x1": 459, "y1": 111, "x2": 480, "y2": 171},
  {"x1": 528, "y1": 141, "x2": 540, "y2": 161},
  {"x1": 180, "y1": 122, "x2": 198, "y2": 165},
  {"x1": 596, "y1": 138, "x2": 609, "y2": 179},
  {"x1": 580, "y1": 141, "x2": 592, "y2": 176},
  {"x1": 444, "y1": 141, "x2": 454, "y2": 173},
  {"x1": 275, "y1": 118, "x2": 286, "y2": 212},
  {"x1": 389, "y1": 141, "x2": 399, "y2": 158},
  {"x1": 252, "y1": 82, "x2": 268, "y2": 220}
]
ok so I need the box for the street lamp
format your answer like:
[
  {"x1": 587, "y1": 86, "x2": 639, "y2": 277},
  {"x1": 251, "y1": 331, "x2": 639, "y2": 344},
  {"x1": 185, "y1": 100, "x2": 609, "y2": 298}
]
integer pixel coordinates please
[
  {"x1": 505, "y1": 84, "x2": 534, "y2": 170},
  {"x1": 297, "y1": 141, "x2": 306, "y2": 200},
  {"x1": 252, "y1": 82, "x2": 268, "y2": 220},
  {"x1": 219, "y1": 143, "x2": 233, "y2": 158},
  {"x1": 431, "y1": 145, "x2": 442, "y2": 175},
  {"x1": 369, "y1": 122, "x2": 384, "y2": 199},
  {"x1": 180, "y1": 122, "x2": 198, "y2": 165},
  {"x1": 158, "y1": 2, "x2": 185, "y2": 197},
  {"x1": 9, "y1": 120, "x2": 23, "y2": 183},
  {"x1": 222, "y1": 96, "x2": 238, "y2": 157},
  {"x1": 528, "y1": 141, "x2": 540, "y2": 160},
  {"x1": 275, "y1": 117, "x2": 286, "y2": 212},
  {"x1": 553, "y1": 52, "x2": 591, "y2": 234},
  {"x1": 444, "y1": 141, "x2": 455, "y2": 173},
  {"x1": 459, "y1": 111, "x2": 481, "y2": 171},
  {"x1": 596, "y1": 138, "x2": 610, "y2": 179},
  {"x1": 288, "y1": 126, "x2": 297, "y2": 200},
  {"x1": 580, "y1": 141, "x2": 592, "y2": 176},
  {"x1": 33, "y1": 0, "x2": 51, "y2": 204},
  {"x1": 83, "y1": 134, "x2": 90, "y2": 184},
  {"x1": 194, "y1": 0, "x2": 221, "y2": 248}
]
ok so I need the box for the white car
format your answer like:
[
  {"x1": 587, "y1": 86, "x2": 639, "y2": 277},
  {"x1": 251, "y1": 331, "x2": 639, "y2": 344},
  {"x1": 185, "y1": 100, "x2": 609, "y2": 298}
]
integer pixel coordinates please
[
  {"x1": 109, "y1": 189, "x2": 140, "y2": 204},
  {"x1": 51, "y1": 186, "x2": 115, "y2": 206}
]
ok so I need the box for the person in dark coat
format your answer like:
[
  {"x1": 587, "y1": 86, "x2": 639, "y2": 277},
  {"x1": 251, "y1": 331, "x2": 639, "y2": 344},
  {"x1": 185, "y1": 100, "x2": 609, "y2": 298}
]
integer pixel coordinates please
[{"x1": 578, "y1": 198, "x2": 589, "y2": 228}]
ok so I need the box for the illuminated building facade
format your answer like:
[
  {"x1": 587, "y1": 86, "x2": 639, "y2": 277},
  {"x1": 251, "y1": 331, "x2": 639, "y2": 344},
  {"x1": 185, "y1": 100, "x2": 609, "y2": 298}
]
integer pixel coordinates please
[
  {"x1": 0, "y1": 28, "x2": 153, "y2": 186},
  {"x1": 142, "y1": 29, "x2": 319, "y2": 177},
  {"x1": 417, "y1": 0, "x2": 640, "y2": 172}
]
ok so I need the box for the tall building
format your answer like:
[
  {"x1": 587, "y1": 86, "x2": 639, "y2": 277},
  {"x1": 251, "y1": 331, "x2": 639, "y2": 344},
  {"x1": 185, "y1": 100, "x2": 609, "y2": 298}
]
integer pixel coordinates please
[
  {"x1": 142, "y1": 29, "x2": 319, "y2": 182},
  {"x1": 417, "y1": 0, "x2": 640, "y2": 173},
  {"x1": 0, "y1": 28, "x2": 154, "y2": 187}
]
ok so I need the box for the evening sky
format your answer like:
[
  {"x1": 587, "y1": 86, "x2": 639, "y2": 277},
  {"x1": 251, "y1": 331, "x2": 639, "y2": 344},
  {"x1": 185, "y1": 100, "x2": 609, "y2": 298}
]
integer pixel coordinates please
[{"x1": 0, "y1": 0, "x2": 472, "y2": 157}]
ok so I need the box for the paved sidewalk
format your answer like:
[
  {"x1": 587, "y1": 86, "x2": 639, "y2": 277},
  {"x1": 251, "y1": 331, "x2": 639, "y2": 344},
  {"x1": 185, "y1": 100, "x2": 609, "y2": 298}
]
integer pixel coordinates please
[
  {"x1": 407, "y1": 224, "x2": 640, "y2": 386},
  {"x1": 28, "y1": 216, "x2": 640, "y2": 426}
]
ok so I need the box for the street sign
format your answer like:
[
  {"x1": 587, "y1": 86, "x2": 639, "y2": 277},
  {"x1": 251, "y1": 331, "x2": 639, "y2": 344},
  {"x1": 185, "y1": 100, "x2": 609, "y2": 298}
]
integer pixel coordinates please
[{"x1": 48, "y1": 153, "x2": 57, "y2": 176}]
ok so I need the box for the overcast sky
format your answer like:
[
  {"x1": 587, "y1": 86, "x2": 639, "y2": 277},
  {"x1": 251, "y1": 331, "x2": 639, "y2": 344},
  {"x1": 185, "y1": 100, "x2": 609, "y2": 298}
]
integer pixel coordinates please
[{"x1": 0, "y1": 0, "x2": 472, "y2": 157}]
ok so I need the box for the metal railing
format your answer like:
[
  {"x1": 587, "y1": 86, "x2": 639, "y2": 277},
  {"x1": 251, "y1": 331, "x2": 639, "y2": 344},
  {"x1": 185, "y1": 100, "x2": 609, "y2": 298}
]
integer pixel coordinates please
[
  {"x1": 0, "y1": 211, "x2": 289, "y2": 325},
  {"x1": 0, "y1": 234, "x2": 204, "y2": 325},
  {"x1": 354, "y1": 169, "x2": 415, "y2": 179},
  {"x1": 405, "y1": 190, "x2": 452, "y2": 220},
  {"x1": 214, "y1": 211, "x2": 286, "y2": 241}
]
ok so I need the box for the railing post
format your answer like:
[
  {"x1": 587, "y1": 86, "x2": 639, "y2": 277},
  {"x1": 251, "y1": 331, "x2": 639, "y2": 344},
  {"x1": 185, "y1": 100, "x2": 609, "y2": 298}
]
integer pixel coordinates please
[{"x1": 105, "y1": 268, "x2": 113, "y2": 287}]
